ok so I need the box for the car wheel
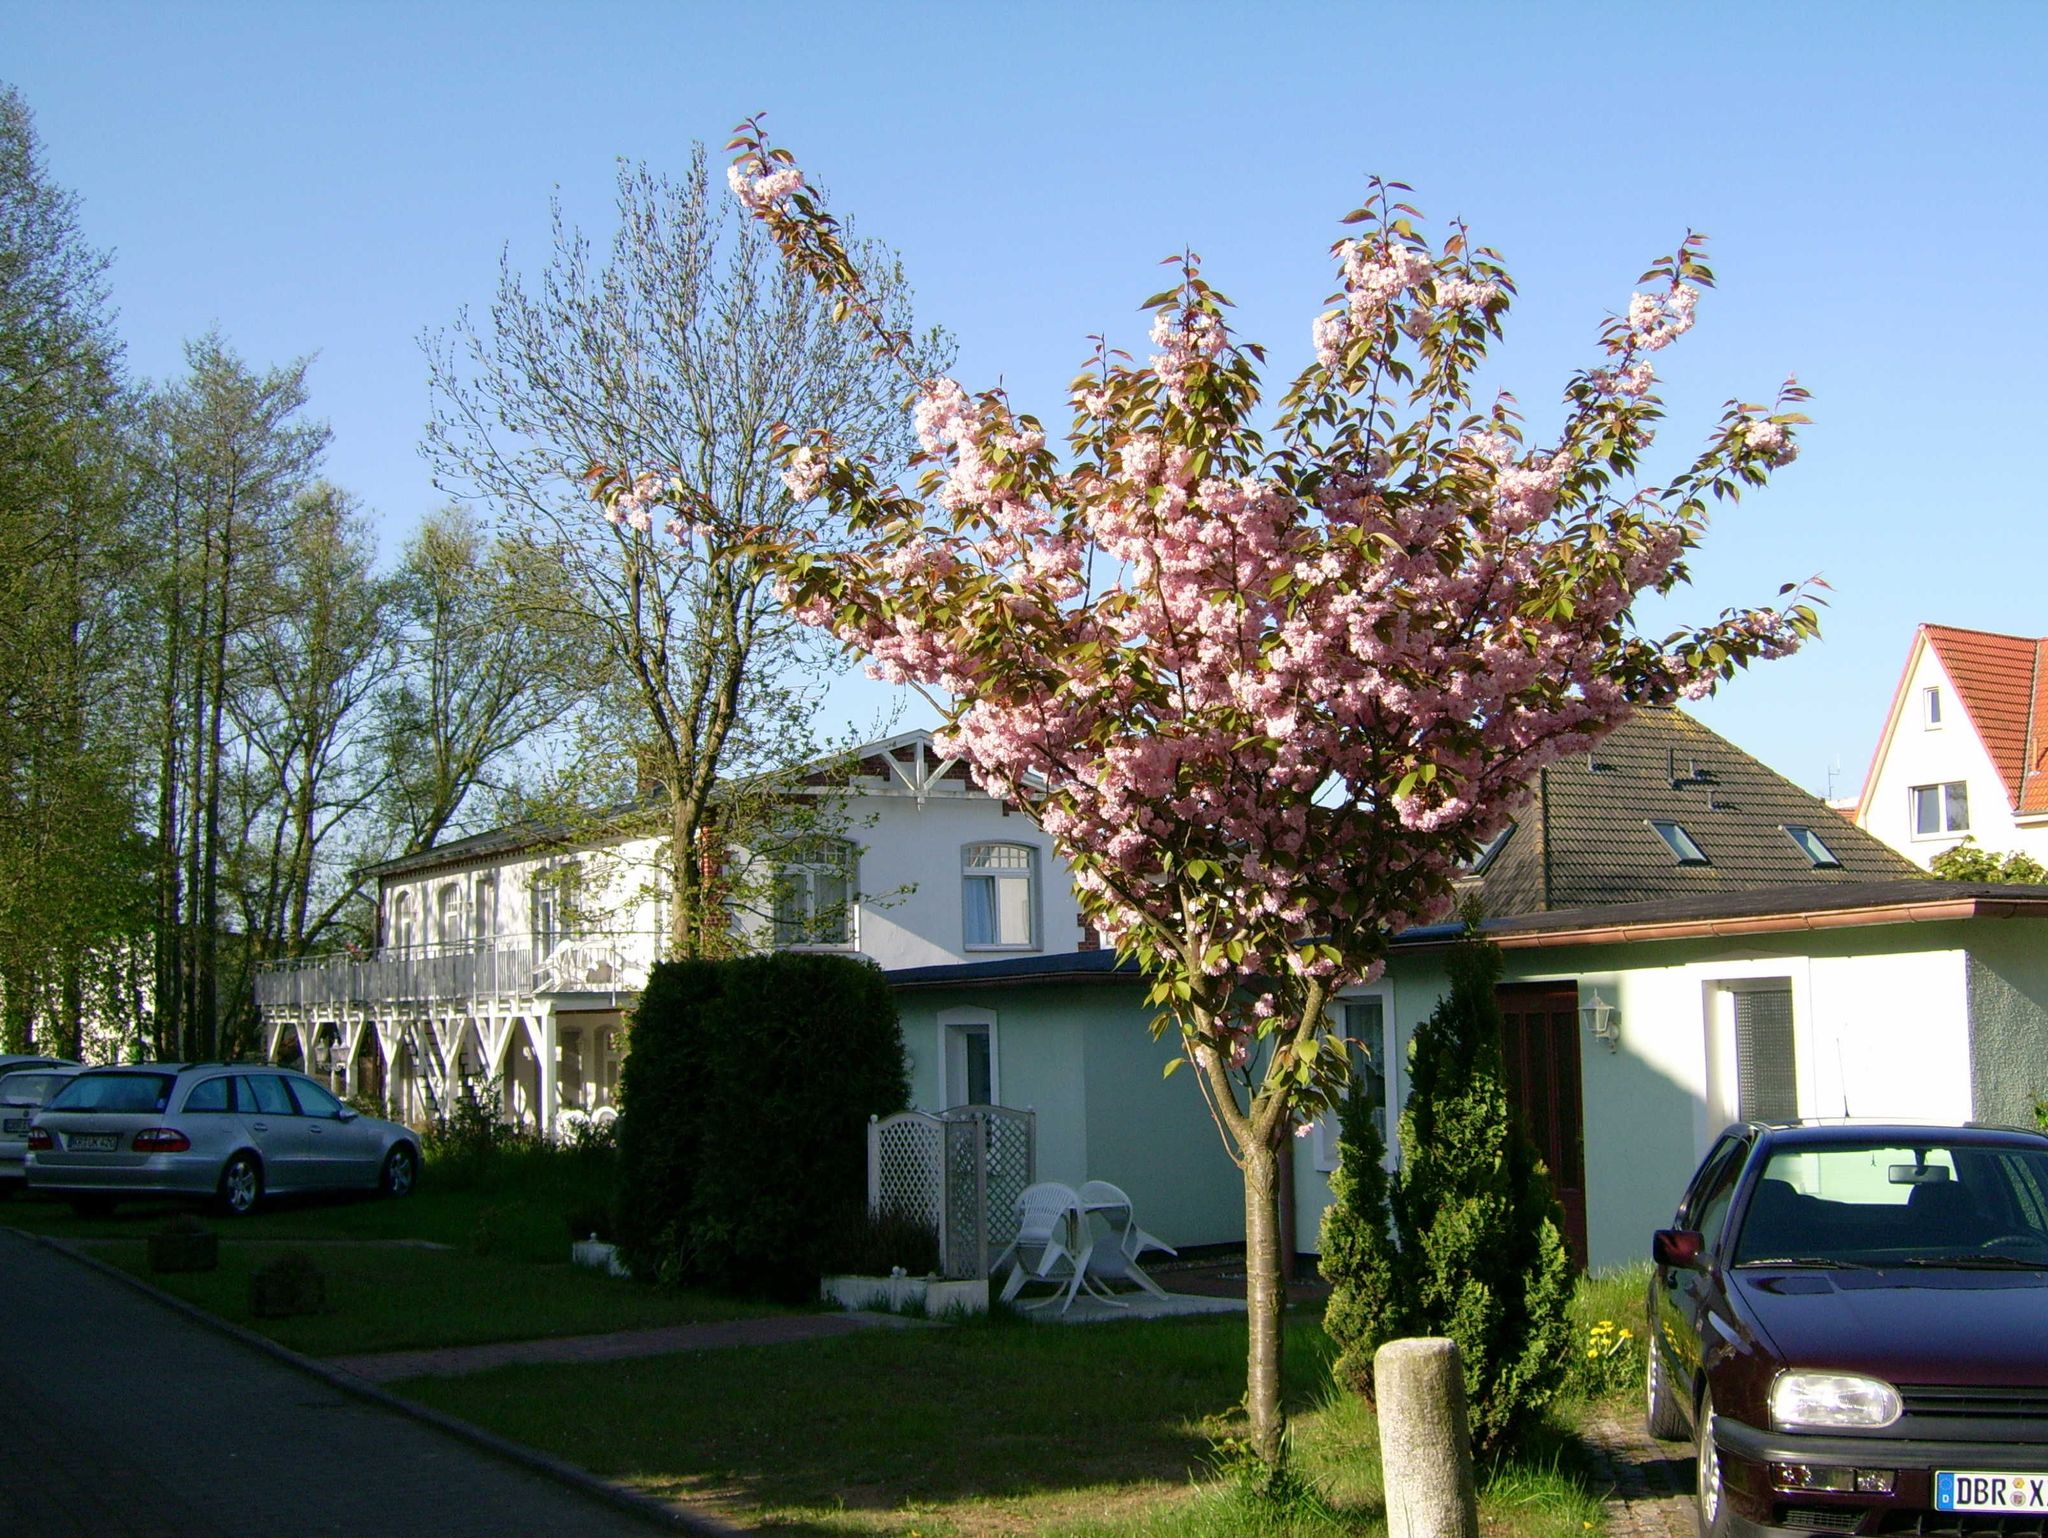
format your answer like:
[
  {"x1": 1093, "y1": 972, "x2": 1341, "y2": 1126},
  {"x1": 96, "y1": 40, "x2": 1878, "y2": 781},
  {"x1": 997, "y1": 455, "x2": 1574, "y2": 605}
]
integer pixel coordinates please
[
  {"x1": 217, "y1": 1152, "x2": 262, "y2": 1217},
  {"x1": 1696, "y1": 1389, "x2": 1730, "y2": 1538},
  {"x1": 379, "y1": 1144, "x2": 417, "y2": 1199},
  {"x1": 1647, "y1": 1336, "x2": 1689, "y2": 1441}
]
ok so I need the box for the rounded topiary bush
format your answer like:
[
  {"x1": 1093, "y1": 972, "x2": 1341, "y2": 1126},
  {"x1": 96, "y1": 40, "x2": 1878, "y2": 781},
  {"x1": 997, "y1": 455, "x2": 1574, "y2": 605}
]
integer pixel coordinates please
[{"x1": 616, "y1": 952, "x2": 909, "y2": 1301}]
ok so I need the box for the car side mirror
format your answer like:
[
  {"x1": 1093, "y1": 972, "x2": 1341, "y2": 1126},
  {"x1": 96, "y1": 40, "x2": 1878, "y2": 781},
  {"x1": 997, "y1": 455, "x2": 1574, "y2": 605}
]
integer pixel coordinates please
[
  {"x1": 337, "y1": 1107, "x2": 358, "y2": 1122},
  {"x1": 1653, "y1": 1228, "x2": 1704, "y2": 1269}
]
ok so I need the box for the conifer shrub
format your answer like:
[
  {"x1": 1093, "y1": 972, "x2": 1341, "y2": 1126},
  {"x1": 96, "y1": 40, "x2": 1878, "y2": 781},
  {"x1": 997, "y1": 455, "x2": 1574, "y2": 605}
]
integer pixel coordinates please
[
  {"x1": 1316, "y1": 933, "x2": 1576, "y2": 1456},
  {"x1": 616, "y1": 952, "x2": 910, "y2": 1300}
]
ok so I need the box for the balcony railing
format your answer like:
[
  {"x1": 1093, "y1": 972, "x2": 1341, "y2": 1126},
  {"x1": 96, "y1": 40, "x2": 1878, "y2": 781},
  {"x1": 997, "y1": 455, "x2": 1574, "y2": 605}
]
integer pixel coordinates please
[{"x1": 254, "y1": 932, "x2": 663, "y2": 1013}]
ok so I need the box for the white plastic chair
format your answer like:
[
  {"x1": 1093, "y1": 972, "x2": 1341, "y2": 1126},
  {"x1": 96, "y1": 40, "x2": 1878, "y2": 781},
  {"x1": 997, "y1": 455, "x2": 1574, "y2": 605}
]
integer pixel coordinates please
[
  {"x1": 994, "y1": 1182, "x2": 1094, "y2": 1313},
  {"x1": 1079, "y1": 1180, "x2": 1177, "y2": 1299}
]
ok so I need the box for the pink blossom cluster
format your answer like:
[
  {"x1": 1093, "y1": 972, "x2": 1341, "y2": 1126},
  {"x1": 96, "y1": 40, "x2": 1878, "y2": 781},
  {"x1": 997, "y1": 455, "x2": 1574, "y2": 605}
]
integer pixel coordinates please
[
  {"x1": 1626, "y1": 283, "x2": 1699, "y2": 352},
  {"x1": 1743, "y1": 419, "x2": 1799, "y2": 467},
  {"x1": 1149, "y1": 308, "x2": 1227, "y2": 404},
  {"x1": 782, "y1": 445, "x2": 828, "y2": 502},
  {"x1": 602, "y1": 471, "x2": 672, "y2": 535},
  {"x1": 725, "y1": 156, "x2": 804, "y2": 213},
  {"x1": 731, "y1": 151, "x2": 1813, "y2": 1063},
  {"x1": 1591, "y1": 360, "x2": 1657, "y2": 399}
]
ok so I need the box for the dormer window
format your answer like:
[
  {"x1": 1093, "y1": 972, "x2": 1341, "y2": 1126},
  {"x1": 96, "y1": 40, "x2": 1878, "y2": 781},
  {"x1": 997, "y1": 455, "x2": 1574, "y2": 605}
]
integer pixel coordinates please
[
  {"x1": 1781, "y1": 824, "x2": 1842, "y2": 869},
  {"x1": 1459, "y1": 824, "x2": 1515, "y2": 875},
  {"x1": 1922, "y1": 686, "x2": 1943, "y2": 728},
  {"x1": 1648, "y1": 819, "x2": 1710, "y2": 866}
]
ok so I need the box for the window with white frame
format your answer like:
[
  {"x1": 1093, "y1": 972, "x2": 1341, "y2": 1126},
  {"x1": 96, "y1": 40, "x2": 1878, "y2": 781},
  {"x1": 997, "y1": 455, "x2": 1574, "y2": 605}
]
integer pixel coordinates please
[
  {"x1": 963, "y1": 842, "x2": 1037, "y2": 949},
  {"x1": 1911, "y1": 781, "x2": 1969, "y2": 837},
  {"x1": 942, "y1": 1012, "x2": 997, "y2": 1108},
  {"x1": 390, "y1": 889, "x2": 417, "y2": 950},
  {"x1": 472, "y1": 872, "x2": 498, "y2": 942},
  {"x1": 772, "y1": 837, "x2": 858, "y2": 947},
  {"x1": 435, "y1": 884, "x2": 464, "y2": 945},
  {"x1": 531, "y1": 870, "x2": 569, "y2": 958},
  {"x1": 1922, "y1": 686, "x2": 1943, "y2": 728},
  {"x1": 1315, "y1": 994, "x2": 1389, "y2": 1173}
]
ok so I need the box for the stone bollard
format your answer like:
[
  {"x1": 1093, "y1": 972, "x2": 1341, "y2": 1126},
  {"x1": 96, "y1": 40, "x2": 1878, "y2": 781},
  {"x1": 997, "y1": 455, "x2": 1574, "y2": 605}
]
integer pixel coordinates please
[{"x1": 1374, "y1": 1337, "x2": 1478, "y2": 1538}]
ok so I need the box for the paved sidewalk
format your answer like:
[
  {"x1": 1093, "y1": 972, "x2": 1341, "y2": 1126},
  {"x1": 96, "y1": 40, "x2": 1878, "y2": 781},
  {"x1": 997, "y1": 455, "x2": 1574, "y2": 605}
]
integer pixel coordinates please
[
  {"x1": 1580, "y1": 1406, "x2": 1696, "y2": 1538},
  {"x1": 334, "y1": 1309, "x2": 925, "y2": 1382},
  {"x1": 0, "y1": 1229, "x2": 724, "y2": 1537}
]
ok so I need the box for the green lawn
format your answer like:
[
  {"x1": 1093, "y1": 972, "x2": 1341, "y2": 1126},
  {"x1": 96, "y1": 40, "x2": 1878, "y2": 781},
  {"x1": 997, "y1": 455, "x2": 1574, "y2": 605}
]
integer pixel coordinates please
[
  {"x1": 399, "y1": 1313, "x2": 1607, "y2": 1538},
  {"x1": 90, "y1": 1239, "x2": 782, "y2": 1356},
  {"x1": 1, "y1": 1142, "x2": 615, "y2": 1262}
]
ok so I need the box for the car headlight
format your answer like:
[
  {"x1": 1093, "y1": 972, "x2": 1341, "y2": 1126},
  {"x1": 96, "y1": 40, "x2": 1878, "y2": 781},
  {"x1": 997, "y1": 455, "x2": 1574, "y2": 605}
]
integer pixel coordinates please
[{"x1": 1770, "y1": 1371, "x2": 1902, "y2": 1431}]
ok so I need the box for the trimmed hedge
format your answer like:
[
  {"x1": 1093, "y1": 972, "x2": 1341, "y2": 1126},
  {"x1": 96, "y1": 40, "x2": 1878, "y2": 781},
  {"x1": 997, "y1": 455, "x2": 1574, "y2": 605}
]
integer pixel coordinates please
[{"x1": 615, "y1": 952, "x2": 909, "y2": 1301}]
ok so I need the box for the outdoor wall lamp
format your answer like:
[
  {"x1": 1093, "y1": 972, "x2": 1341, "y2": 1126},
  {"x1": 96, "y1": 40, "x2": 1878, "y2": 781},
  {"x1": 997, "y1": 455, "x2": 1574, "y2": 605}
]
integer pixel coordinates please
[{"x1": 1580, "y1": 990, "x2": 1621, "y2": 1052}]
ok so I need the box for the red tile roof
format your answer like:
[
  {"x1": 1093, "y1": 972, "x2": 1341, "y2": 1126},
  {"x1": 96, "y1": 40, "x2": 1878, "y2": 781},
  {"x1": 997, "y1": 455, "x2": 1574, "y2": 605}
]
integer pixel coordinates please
[{"x1": 1920, "y1": 624, "x2": 2048, "y2": 815}]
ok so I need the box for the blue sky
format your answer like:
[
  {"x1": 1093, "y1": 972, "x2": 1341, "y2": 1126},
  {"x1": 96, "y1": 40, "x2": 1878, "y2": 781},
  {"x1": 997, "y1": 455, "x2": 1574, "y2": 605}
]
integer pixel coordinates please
[{"x1": 10, "y1": 1, "x2": 2044, "y2": 798}]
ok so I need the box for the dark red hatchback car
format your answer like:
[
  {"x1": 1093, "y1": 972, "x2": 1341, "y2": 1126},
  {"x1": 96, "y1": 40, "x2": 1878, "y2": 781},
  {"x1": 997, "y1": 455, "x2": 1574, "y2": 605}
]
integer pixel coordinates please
[{"x1": 1648, "y1": 1120, "x2": 2048, "y2": 1538}]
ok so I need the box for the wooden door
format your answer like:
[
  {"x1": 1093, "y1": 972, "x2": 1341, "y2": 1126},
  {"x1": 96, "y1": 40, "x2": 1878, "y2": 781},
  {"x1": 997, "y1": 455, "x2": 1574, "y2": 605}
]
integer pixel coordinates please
[{"x1": 1495, "y1": 983, "x2": 1588, "y2": 1268}]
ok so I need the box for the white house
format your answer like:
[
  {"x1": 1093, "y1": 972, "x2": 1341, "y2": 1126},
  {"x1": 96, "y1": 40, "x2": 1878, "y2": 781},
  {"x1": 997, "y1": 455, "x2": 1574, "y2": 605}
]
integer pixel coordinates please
[
  {"x1": 1853, "y1": 623, "x2": 2048, "y2": 869},
  {"x1": 255, "y1": 731, "x2": 1092, "y2": 1131},
  {"x1": 887, "y1": 709, "x2": 2048, "y2": 1272}
]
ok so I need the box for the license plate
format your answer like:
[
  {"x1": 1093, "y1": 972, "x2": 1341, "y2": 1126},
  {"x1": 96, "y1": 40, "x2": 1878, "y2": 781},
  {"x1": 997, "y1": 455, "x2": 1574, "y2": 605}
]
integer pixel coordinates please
[
  {"x1": 2, "y1": 1118, "x2": 23, "y2": 1134},
  {"x1": 66, "y1": 1133, "x2": 118, "y2": 1152},
  {"x1": 1938, "y1": 1473, "x2": 2048, "y2": 1512}
]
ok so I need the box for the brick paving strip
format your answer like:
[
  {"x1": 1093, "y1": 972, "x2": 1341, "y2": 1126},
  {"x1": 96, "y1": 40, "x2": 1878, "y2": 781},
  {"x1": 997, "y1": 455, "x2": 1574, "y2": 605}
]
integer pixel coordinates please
[
  {"x1": 1578, "y1": 1405, "x2": 1698, "y2": 1538},
  {"x1": 0, "y1": 1227, "x2": 741, "y2": 1537},
  {"x1": 333, "y1": 1309, "x2": 928, "y2": 1382}
]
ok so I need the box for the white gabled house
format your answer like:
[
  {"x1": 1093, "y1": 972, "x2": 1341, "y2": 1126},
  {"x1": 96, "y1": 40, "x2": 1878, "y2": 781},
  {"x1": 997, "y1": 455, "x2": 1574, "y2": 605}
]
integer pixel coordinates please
[
  {"x1": 1853, "y1": 623, "x2": 2048, "y2": 869},
  {"x1": 255, "y1": 731, "x2": 1091, "y2": 1131}
]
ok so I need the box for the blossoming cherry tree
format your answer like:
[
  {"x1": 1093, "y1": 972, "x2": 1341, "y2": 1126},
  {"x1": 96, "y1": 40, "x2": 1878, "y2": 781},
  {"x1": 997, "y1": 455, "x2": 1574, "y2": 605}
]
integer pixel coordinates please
[{"x1": 690, "y1": 122, "x2": 1818, "y2": 1464}]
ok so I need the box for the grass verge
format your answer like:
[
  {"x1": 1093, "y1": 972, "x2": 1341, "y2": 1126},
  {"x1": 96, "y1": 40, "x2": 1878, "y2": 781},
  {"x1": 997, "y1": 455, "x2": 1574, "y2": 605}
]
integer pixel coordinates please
[
  {"x1": 93, "y1": 1239, "x2": 783, "y2": 1357},
  {"x1": 397, "y1": 1311, "x2": 1607, "y2": 1538}
]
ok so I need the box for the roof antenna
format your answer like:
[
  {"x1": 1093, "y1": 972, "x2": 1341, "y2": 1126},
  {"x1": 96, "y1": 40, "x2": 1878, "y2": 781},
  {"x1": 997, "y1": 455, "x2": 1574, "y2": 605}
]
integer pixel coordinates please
[{"x1": 1837, "y1": 1040, "x2": 1852, "y2": 1118}]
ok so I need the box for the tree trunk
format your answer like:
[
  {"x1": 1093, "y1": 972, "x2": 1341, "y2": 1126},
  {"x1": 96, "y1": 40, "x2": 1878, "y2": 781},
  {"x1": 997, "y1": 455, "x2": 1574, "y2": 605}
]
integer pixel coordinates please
[{"x1": 1243, "y1": 1135, "x2": 1287, "y2": 1464}]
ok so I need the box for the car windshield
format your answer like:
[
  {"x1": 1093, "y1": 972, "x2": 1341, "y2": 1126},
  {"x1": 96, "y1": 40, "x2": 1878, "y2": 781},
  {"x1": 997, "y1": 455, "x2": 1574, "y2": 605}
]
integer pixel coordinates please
[
  {"x1": 1732, "y1": 1139, "x2": 2048, "y2": 1267},
  {"x1": 46, "y1": 1072, "x2": 174, "y2": 1115}
]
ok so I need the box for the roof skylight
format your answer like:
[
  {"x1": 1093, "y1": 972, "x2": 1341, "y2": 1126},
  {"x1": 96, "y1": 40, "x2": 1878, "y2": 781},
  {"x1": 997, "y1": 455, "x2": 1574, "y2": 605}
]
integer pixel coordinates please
[
  {"x1": 1460, "y1": 824, "x2": 1515, "y2": 875},
  {"x1": 1782, "y1": 824, "x2": 1843, "y2": 869},
  {"x1": 1647, "y1": 819, "x2": 1710, "y2": 865}
]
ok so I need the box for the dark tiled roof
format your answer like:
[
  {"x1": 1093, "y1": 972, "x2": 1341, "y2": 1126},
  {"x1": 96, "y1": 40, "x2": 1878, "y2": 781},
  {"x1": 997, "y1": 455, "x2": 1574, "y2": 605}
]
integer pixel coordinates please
[
  {"x1": 887, "y1": 949, "x2": 1138, "y2": 989},
  {"x1": 1920, "y1": 624, "x2": 2044, "y2": 814},
  {"x1": 1471, "y1": 707, "x2": 1919, "y2": 917}
]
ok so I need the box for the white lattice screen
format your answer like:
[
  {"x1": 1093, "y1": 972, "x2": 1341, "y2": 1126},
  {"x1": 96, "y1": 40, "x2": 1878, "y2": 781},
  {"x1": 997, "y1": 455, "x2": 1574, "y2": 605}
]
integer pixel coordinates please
[{"x1": 868, "y1": 1105, "x2": 1035, "y2": 1278}]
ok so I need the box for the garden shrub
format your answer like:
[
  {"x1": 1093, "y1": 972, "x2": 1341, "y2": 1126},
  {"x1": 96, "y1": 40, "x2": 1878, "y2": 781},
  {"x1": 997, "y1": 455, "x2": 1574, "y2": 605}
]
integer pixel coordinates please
[
  {"x1": 821, "y1": 1201, "x2": 941, "y2": 1277},
  {"x1": 1316, "y1": 931, "x2": 1575, "y2": 1456},
  {"x1": 616, "y1": 952, "x2": 910, "y2": 1301}
]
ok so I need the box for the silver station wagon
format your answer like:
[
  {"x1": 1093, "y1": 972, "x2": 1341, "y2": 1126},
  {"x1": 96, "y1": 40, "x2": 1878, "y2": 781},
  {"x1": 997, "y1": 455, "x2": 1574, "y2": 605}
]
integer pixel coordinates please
[
  {"x1": 26, "y1": 1063, "x2": 421, "y2": 1216},
  {"x1": 0, "y1": 1065, "x2": 84, "y2": 1194}
]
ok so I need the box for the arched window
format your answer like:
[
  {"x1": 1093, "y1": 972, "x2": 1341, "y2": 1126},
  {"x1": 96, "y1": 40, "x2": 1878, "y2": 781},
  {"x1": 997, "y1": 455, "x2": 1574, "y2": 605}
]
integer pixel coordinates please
[
  {"x1": 962, "y1": 842, "x2": 1036, "y2": 950},
  {"x1": 773, "y1": 838, "x2": 858, "y2": 947},
  {"x1": 472, "y1": 872, "x2": 498, "y2": 942},
  {"x1": 435, "y1": 884, "x2": 464, "y2": 945},
  {"x1": 391, "y1": 890, "x2": 417, "y2": 951}
]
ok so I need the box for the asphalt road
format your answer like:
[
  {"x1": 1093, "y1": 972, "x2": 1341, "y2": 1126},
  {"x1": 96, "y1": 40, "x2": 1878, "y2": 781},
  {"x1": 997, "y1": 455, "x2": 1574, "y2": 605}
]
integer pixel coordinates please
[{"x1": 0, "y1": 1226, "x2": 709, "y2": 1538}]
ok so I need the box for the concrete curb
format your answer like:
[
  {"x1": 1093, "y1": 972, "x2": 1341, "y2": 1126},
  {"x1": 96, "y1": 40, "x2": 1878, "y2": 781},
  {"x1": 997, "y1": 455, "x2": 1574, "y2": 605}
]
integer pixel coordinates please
[{"x1": 17, "y1": 1229, "x2": 743, "y2": 1537}]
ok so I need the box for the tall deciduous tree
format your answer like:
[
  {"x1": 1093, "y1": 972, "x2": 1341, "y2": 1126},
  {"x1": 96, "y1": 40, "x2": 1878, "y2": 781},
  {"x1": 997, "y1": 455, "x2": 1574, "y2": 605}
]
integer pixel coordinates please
[
  {"x1": 230, "y1": 484, "x2": 394, "y2": 958},
  {"x1": 424, "y1": 149, "x2": 947, "y2": 956},
  {"x1": 731, "y1": 123, "x2": 1819, "y2": 1462},
  {"x1": 0, "y1": 84, "x2": 148, "y2": 1057},
  {"x1": 138, "y1": 337, "x2": 328, "y2": 1057},
  {"x1": 373, "y1": 504, "x2": 583, "y2": 857}
]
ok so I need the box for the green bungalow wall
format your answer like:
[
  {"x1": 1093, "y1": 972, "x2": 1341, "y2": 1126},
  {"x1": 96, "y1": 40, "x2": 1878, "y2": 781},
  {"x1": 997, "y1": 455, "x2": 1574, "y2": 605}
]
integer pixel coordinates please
[{"x1": 898, "y1": 912, "x2": 2048, "y2": 1278}]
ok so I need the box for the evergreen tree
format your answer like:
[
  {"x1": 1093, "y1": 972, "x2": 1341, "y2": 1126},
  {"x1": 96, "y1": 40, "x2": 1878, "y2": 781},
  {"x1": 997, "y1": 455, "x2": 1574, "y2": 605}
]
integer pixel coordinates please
[
  {"x1": 1317, "y1": 1077, "x2": 1403, "y2": 1395},
  {"x1": 1318, "y1": 933, "x2": 1576, "y2": 1455}
]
